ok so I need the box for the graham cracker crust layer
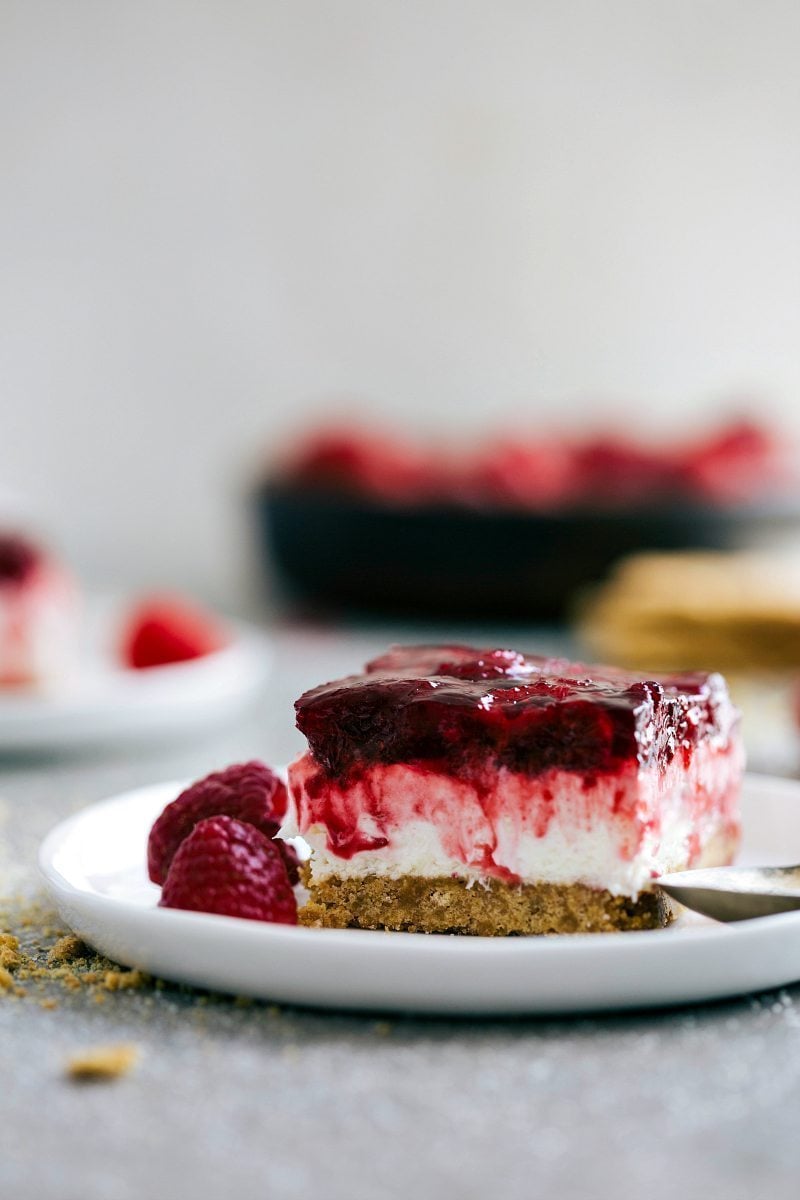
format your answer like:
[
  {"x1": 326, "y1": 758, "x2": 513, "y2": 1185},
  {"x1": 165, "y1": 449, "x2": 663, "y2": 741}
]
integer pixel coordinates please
[{"x1": 299, "y1": 873, "x2": 673, "y2": 935}]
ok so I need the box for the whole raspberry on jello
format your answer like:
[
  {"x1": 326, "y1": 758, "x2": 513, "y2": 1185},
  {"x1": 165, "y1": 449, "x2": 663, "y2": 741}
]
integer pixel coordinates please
[
  {"x1": 148, "y1": 761, "x2": 298, "y2": 885},
  {"x1": 159, "y1": 815, "x2": 298, "y2": 924}
]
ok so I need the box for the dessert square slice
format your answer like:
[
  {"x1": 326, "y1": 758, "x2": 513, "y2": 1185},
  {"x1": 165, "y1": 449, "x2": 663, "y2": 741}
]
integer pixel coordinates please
[
  {"x1": 0, "y1": 534, "x2": 78, "y2": 689},
  {"x1": 285, "y1": 645, "x2": 744, "y2": 934}
]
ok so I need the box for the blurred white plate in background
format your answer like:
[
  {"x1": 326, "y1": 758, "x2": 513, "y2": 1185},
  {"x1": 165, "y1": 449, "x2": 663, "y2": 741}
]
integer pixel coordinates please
[
  {"x1": 39, "y1": 773, "x2": 800, "y2": 1015},
  {"x1": 0, "y1": 597, "x2": 269, "y2": 751}
]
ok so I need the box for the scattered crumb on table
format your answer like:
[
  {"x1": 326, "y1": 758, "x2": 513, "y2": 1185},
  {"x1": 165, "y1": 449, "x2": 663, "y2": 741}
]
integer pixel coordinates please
[
  {"x1": 0, "y1": 933, "x2": 22, "y2": 970},
  {"x1": 0, "y1": 895, "x2": 152, "y2": 1000},
  {"x1": 66, "y1": 1044, "x2": 140, "y2": 1081},
  {"x1": 47, "y1": 934, "x2": 89, "y2": 965}
]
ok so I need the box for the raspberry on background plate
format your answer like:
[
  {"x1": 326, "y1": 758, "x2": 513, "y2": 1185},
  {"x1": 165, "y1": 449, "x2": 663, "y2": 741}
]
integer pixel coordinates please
[
  {"x1": 120, "y1": 594, "x2": 228, "y2": 670},
  {"x1": 159, "y1": 815, "x2": 298, "y2": 925},
  {"x1": 147, "y1": 761, "x2": 298, "y2": 886}
]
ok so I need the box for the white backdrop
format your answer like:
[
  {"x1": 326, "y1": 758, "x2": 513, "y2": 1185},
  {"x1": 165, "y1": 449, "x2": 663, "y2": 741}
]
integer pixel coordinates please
[{"x1": 1, "y1": 1, "x2": 799, "y2": 608}]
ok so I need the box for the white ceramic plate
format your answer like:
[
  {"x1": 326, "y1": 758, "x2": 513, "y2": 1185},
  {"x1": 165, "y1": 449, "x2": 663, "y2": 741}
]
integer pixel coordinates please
[
  {"x1": 39, "y1": 774, "x2": 800, "y2": 1015},
  {"x1": 0, "y1": 599, "x2": 270, "y2": 751}
]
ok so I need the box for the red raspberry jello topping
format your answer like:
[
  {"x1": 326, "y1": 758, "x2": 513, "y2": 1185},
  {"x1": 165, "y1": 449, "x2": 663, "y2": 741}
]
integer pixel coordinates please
[
  {"x1": 287, "y1": 427, "x2": 434, "y2": 503},
  {"x1": 463, "y1": 440, "x2": 577, "y2": 508},
  {"x1": 159, "y1": 815, "x2": 298, "y2": 924},
  {"x1": 148, "y1": 761, "x2": 297, "y2": 886},
  {"x1": 281, "y1": 419, "x2": 782, "y2": 509},
  {"x1": 295, "y1": 644, "x2": 735, "y2": 784},
  {"x1": 680, "y1": 419, "x2": 779, "y2": 503}
]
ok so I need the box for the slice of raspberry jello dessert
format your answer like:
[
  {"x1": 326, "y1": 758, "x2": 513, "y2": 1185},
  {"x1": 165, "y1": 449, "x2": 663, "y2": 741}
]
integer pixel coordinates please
[
  {"x1": 285, "y1": 645, "x2": 744, "y2": 934},
  {"x1": 0, "y1": 533, "x2": 79, "y2": 689}
]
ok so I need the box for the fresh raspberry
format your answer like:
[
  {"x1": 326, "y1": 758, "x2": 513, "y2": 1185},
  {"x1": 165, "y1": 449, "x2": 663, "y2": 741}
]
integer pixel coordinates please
[
  {"x1": 159, "y1": 815, "x2": 298, "y2": 924},
  {"x1": 120, "y1": 594, "x2": 228, "y2": 670},
  {"x1": 147, "y1": 761, "x2": 298, "y2": 886}
]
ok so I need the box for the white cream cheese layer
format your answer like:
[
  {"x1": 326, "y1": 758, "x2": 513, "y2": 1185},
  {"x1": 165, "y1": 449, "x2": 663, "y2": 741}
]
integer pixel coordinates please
[{"x1": 283, "y1": 743, "x2": 743, "y2": 897}]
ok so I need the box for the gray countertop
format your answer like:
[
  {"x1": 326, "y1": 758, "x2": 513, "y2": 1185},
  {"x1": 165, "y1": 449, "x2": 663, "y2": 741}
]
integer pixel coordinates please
[{"x1": 3, "y1": 624, "x2": 800, "y2": 1200}]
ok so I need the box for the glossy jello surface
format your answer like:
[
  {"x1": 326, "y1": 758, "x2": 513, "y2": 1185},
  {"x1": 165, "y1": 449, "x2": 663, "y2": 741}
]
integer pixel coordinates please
[{"x1": 294, "y1": 644, "x2": 737, "y2": 784}]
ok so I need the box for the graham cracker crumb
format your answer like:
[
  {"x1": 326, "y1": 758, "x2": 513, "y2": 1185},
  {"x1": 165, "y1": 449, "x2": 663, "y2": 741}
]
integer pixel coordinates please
[
  {"x1": 0, "y1": 894, "x2": 152, "y2": 1002},
  {"x1": 47, "y1": 935, "x2": 89, "y2": 966},
  {"x1": 102, "y1": 969, "x2": 149, "y2": 992},
  {"x1": 0, "y1": 933, "x2": 21, "y2": 970},
  {"x1": 40, "y1": 998, "x2": 58, "y2": 1010},
  {"x1": 66, "y1": 1044, "x2": 140, "y2": 1081},
  {"x1": 0, "y1": 964, "x2": 15, "y2": 990}
]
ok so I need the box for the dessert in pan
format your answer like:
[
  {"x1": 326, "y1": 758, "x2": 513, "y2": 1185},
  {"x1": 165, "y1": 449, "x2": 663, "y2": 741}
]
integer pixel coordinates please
[
  {"x1": 284, "y1": 645, "x2": 744, "y2": 935},
  {"x1": 260, "y1": 419, "x2": 795, "y2": 620},
  {"x1": 277, "y1": 418, "x2": 780, "y2": 510}
]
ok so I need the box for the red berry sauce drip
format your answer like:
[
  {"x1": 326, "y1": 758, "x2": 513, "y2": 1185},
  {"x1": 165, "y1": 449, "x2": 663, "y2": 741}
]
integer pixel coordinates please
[
  {"x1": 0, "y1": 535, "x2": 39, "y2": 588},
  {"x1": 295, "y1": 644, "x2": 733, "y2": 787}
]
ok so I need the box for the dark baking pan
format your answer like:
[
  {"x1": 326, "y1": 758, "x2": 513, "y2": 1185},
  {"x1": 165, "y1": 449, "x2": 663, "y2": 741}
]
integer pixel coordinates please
[{"x1": 256, "y1": 482, "x2": 799, "y2": 622}]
